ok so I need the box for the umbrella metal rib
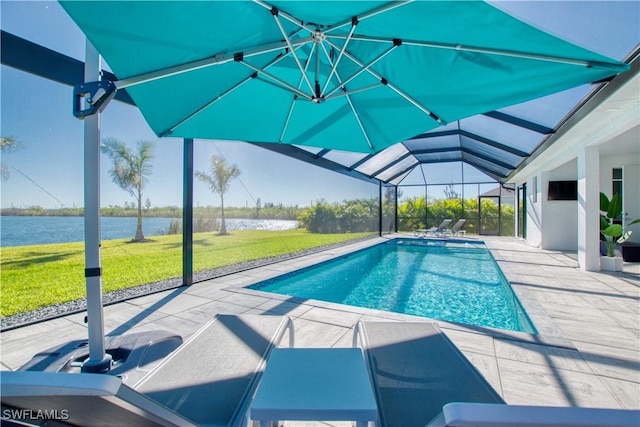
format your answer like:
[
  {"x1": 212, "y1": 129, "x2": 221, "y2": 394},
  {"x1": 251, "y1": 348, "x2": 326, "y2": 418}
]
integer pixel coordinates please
[
  {"x1": 344, "y1": 34, "x2": 618, "y2": 69},
  {"x1": 323, "y1": 41, "x2": 399, "y2": 99},
  {"x1": 159, "y1": 74, "x2": 254, "y2": 138},
  {"x1": 212, "y1": 0, "x2": 431, "y2": 149},
  {"x1": 316, "y1": 41, "x2": 376, "y2": 150},
  {"x1": 270, "y1": 9, "x2": 314, "y2": 94},
  {"x1": 114, "y1": 37, "x2": 312, "y2": 91},
  {"x1": 323, "y1": 38, "x2": 445, "y2": 125},
  {"x1": 239, "y1": 59, "x2": 313, "y2": 101},
  {"x1": 161, "y1": 44, "x2": 309, "y2": 137},
  {"x1": 279, "y1": 44, "x2": 316, "y2": 143},
  {"x1": 322, "y1": 20, "x2": 357, "y2": 96},
  {"x1": 325, "y1": 83, "x2": 385, "y2": 101},
  {"x1": 346, "y1": 93, "x2": 375, "y2": 151},
  {"x1": 253, "y1": 0, "x2": 316, "y2": 34},
  {"x1": 324, "y1": 0, "x2": 414, "y2": 33}
]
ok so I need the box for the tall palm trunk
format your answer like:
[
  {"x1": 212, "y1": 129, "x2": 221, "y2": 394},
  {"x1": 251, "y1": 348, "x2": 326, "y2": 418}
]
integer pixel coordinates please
[
  {"x1": 135, "y1": 189, "x2": 145, "y2": 241},
  {"x1": 195, "y1": 155, "x2": 240, "y2": 236},
  {"x1": 219, "y1": 193, "x2": 227, "y2": 235},
  {"x1": 101, "y1": 138, "x2": 154, "y2": 243}
]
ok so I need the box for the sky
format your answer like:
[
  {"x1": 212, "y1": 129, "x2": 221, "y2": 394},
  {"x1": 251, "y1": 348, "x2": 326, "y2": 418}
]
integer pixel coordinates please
[{"x1": 1, "y1": 1, "x2": 638, "y2": 210}]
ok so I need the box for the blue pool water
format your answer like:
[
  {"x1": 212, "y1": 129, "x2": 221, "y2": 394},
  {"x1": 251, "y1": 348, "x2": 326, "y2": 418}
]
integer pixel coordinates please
[{"x1": 249, "y1": 239, "x2": 537, "y2": 333}]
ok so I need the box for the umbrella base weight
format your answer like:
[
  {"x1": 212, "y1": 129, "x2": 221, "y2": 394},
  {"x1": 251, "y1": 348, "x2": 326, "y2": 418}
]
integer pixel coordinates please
[{"x1": 18, "y1": 330, "x2": 183, "y2": 385}]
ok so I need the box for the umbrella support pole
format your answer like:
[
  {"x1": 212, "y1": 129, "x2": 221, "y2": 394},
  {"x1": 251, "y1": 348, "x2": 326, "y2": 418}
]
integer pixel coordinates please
[{"x1": 81, "y1": 40, "x2": 112, "y2": 374}]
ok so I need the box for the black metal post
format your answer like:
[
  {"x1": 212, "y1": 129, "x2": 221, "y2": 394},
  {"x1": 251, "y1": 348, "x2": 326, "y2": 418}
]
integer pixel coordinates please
[
  {"x1": 183, "y1": 138, "x2": 193, "y2": 286},
  {"x1": 378, "y1": 181, "x2": 383, "y2": 236},
  {"x1": 394, "y1": 185, "x2": 398, "y2": 233},
  {"x1": 498, "y1": 189, "x2": 502, "y2": 236}
]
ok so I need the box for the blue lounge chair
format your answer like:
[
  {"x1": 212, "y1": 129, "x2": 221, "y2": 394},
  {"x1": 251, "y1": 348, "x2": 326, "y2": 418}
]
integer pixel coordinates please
[
  {"x1": 427, "y1": 219, "x2": 452, "y2": 236},
  {"x1": 353, "y1": 321, "x2": 503, "y2": 427},
  {"x1": 444, "y1": 219, "x2": 466, "y2": 236},
  {"x1": 354, "y1": 321, "x2": 639, "y2": 427}
]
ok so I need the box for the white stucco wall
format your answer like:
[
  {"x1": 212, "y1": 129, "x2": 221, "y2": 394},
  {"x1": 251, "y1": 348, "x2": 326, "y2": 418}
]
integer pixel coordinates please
[
  {"x1": 541, "y1": 161, "x2": 578, "y2": 251},
  {"x1": 516, "y1": 147, "x2": 639, "y2": 254},
  {"x1": 525, "y1": 173, "x2": 542, "y2": 247}
]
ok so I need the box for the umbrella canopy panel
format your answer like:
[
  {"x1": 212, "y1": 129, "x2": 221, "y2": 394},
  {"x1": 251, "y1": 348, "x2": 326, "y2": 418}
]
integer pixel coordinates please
[{"x1": 60, "y1": 1, "x2": 628, "y2": 154}]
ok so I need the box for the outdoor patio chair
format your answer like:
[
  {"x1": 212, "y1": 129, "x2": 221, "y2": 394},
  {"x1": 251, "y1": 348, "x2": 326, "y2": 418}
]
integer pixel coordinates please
[
  {"x1": 425, "y1": 402, "x2": 640, "y2": 427},
  {"x1": 427, "y1": 219, "x2": 452, "y2": 236},
  {"x1": 1, "y1": 370, "x2": 197, "y2": 427},
  {"x1": 353, "y1": 321, "x2": 504, "y2": 427},
  {"x1": 443, "y1": 219, "x2": 466, "y2": 236},
  {"x1": 1, "y1": 314, "x2": 294, "y2": 427}
]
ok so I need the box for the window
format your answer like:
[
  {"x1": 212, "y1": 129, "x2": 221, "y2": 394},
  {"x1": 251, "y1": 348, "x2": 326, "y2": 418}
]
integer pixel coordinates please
[
  {"x1": 612, "y1": 168, "x2": 623, "y2": 224},
  {"x1": 612, "y1": 168, "x2": 623, "y2": 198}
]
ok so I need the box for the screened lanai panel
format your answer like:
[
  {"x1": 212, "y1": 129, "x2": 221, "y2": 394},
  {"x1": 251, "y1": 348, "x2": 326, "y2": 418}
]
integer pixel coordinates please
[
  {"x1": 322, "y1": 149, "x2": 369, "y2": 168},
  {"x1": 398, "y1": 166, "x2": 426, "y2": 186},
  {"x1": 355, "y1": 144, "x2": 410, "y2": 176},
  {"x1": 404, "y1": 134, "x2": 461, "y2": 152},
  {"x1": 414, "y1": 152, "x2": 462, "y2": 164},
  {"x1": 375, "y1": 156, "x2": 418, "y2": 182},
  {"x1": 460, "y1": 136, "x2": 524, "y2": 167},
  {"x1": 422, "y1": 162, "x2": 463, "y2": 184},
  {"x1": 460, "y1": 115, "x2": 543, "y2": 152},
  {"x1": 463, "y1": 162, "x2": 496, "y2": 183},
  {"x1": 388, "y1": 170, "x2": 412, "y2": 186},
  {"x1": 495, "y1": 85, "x2": 592, "y2": 129},
  {"x1": 462, "y1": 153, "x2": 511, "y2": 180}
]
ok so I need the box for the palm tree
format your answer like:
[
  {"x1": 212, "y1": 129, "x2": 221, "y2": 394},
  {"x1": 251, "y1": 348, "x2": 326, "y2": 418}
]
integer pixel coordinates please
[
  {"x1": 196, "y1": 155, "x2": 240, "y2": 235},
  {"x1": 101, "y1": 138, "x2": 154, "y2": 241}
]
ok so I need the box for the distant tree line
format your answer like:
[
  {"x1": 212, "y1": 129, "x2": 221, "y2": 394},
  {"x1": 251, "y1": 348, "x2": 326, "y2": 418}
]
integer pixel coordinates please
[
  {"x1": 0, "y1": 205, "x2": 302, "y2": 220},
  {"x1": 298, "y1": 199, "x2": 380, "y2": 233},
  {"x1": 1, "y1": 207, "x2": 85, "y2": 216}
]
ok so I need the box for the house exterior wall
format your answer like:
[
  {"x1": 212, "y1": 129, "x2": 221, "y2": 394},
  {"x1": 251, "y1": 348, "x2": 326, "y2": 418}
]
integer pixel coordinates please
[
  {"x1": 525, "y1": 173, "x2": 542, "y2": 247},
  {"x1": 541, "y1": 160, "x2": 578, "y2": 251},
  {"x1": 516, "y1": 147, "x2": 638, "y2": 252}
]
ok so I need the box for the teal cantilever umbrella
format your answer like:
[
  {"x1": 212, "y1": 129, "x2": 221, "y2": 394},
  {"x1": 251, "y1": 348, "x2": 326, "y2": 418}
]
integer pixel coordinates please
[
  {"x1": 60, "y1": 1, "x2": 628, "y2": 153},
  {"x1": 58, "y1": 0, "x2": 628, "y2": 371}
]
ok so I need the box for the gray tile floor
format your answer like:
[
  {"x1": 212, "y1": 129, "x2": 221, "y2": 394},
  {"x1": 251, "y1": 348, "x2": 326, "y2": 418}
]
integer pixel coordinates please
[{"x1": 2, "y1": 235, "x2": 639, "y2": 412}]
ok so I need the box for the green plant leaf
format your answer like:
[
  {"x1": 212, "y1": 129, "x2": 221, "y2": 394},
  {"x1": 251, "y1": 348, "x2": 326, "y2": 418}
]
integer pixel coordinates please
[
  {"x1": 627, "y1": 218, "x2": 640, "y2": 226},
  {"x1": 607, "y1": 194, "x2": 623, "y2": 219},
  {"x1": 602, "y1": 224, "x2": 623, "y2": 237},
  {"x1": 599, "y1": 192, "x2": 610, "y2": 212},
  {"x1": 600, "y1": 215, "x2": 609, "y2": 229}
]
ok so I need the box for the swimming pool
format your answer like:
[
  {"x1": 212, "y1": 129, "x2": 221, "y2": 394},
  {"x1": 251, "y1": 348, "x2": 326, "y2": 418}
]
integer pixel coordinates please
[{"x1": 249, "y1": 239, "x2": 537, "y2": 333}]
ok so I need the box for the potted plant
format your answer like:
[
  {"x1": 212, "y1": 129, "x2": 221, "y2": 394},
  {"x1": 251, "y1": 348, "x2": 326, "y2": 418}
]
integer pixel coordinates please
[{"x1": 600, "y1": 192, "x2": 640, "y2": 271}]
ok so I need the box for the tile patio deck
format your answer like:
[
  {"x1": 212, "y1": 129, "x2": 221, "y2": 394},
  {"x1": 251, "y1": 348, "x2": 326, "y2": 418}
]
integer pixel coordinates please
[{"x1": 1, "y1": 235, "x2": 639, "y2": 417}]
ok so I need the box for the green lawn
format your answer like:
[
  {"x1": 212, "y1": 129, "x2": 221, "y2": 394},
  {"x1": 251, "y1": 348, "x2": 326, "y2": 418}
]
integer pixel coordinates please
[{"x1": 0, "y1": 230, "x2": 373, "y2": 317}]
